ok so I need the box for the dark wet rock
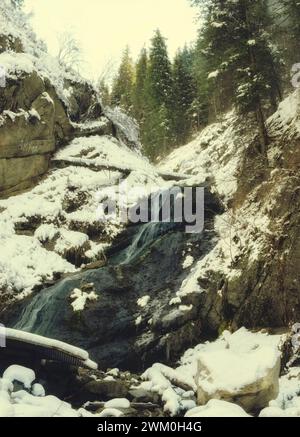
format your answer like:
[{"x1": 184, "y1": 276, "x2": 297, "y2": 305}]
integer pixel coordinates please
[{"x1": 5, "y1": 189, "x2": 222, "y2": 372}]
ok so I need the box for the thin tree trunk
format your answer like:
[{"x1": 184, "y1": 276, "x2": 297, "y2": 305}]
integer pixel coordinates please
[
  {"x1": 256, "y1": 101, "x2": 268, "y2": 155},
  {"x1": 244, "y1": 3, "x2": 269, "y2": 155},
  {"x1": 269, "y1": 90, "x2": 278, "y2": 113}
]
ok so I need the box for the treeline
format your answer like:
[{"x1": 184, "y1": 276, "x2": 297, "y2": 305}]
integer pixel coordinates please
[
  {"x1": 100, "y1": 0, "x2": 300, "y2": 159},
  {"x1": 100, "y1": 31, "x2": 198, "y2": 159}
]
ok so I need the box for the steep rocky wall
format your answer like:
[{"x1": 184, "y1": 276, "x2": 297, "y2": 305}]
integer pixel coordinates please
[
  {"x1": 0, "y1": 34, "x2": 57, "y2": 193},
  {"x1": 0, "y1": 40, "x2": 139, "y2": 196},
  {"x1": 225, "y1": 102, "x2": 300, "y2": 329},
  {"x1": 0, "y1": 33, "x2": 105, "y2": 196},
  {"x1": 159, "y1": 90, "x2": 300, "y2": 335}
]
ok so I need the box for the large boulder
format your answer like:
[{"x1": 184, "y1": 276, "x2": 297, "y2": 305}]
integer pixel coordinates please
[{"x1": 195, "y1": 329, "x2": 281, "y2": 412}]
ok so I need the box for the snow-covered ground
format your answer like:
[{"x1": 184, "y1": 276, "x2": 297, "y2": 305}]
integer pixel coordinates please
[
  {"x1": 0, "y1": 133, "x2": 164, "y2": 298},
  {"x1": 0, "y1": 364, "x2": 91, "y2": 417},
  {"x1": 159, "y1": 111, "x2": 244, "y2": 202},
  {"x1": 2, "y1": 328, "x2": 299, "y2": 417}
]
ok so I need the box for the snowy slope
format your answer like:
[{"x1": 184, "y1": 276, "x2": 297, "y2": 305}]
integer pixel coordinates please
[
  {"x1": 158, "y1": 111, "x2": 246, "y2": 201},
  {"x1": 0, "y1": 133, "x2": 164, "y2": 299},
  {"x1": 160, "y1": 91, "x2": 300, "y2": 304}
]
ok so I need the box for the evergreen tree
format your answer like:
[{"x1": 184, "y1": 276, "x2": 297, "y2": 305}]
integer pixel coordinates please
[
  {"x1": 280, "y1": 1, "x2": 300, "y2": 52},
  {"x1": 98, "y1": 79, "x2": 111, "y2": 107},
  {"x1": 192, "y1": 0, "x2": 282, "y2": 152},
  {"x1": 142, "y1": 30, "x2": 174, "y2": 158},
  {"x1": 111, "y1": 46, "x2": 134, "y2": 113},
  {"x1": 132, "y1": 48, "x2": 148, "y2": 123},
  {"x1": 147, "y1": 29, "x2": 173, "y2": 109},
  {"x1": 172, "y1": 46, "x2": 195, "y2": 144}
]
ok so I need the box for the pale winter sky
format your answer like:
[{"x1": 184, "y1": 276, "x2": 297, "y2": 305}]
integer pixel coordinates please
[{"x1": 24, "y1": 0, "x2": 199, "y2": 82}]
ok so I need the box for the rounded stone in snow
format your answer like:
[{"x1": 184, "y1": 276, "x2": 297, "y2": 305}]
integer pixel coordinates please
[
  {"x1": 3, "y1": 365, "x2": 35, "y2": 389},
  {"x1": 104, "y1": 398, "x2": 130, "y2": 409}
]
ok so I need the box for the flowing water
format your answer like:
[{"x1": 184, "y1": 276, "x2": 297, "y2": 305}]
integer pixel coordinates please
[
  {"x1": 10, "y1": 187, "x2": 221, "y2": 368},
  {"x1": 13, "y1": 221, "x2": 176, "y2": 333}
]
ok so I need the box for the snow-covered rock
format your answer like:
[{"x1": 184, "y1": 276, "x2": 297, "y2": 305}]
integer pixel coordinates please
[
  {"x1": 258, "y1": 367, "x2": 300, "y2": 417},
  {"x1": 104, "y1": 398, "x2": 130, "y2": 409},
  {"x1": 158, "y1": 111, "x2": 245, "y2": 202},
  {"x1": 0, "y1": 133, "x2": 164, "y2": 298},
  {"x1": 195, "y1": 329, "x2": 281, "y2": 411},
  {"x1": 98, "y1": 408, "x2": 124, "y2": 417},
  {"x1": 0, "y1": 365, "x2": 74, "y2": 417},
  {"x1": 3, "y1": 365, "x2": 35, "y2": 390},
  {"x1": 185, "y1": 400, "x2": 251, "y2": 417},
  {"x1": 139, "y1": 328, "x2": 283, "y2": 416},
  {"x1": 159, "y1": 89, "x2": 300, "y2": 332}
]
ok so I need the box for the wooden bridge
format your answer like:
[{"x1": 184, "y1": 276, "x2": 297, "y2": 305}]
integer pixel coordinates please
[{"x1": 0, "y1": 328, "x2": 97, "y2": 371}]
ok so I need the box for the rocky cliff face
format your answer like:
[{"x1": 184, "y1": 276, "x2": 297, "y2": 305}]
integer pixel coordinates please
[
  {"x1": 1, "y1": 0, "x2": 300, "y2": 385},
  {"x1": 159, "y1": 90, "x2": 300, "y2": 333},
  {"x1": 0, "y1": 2, "x2": 128, "y2": 196}
]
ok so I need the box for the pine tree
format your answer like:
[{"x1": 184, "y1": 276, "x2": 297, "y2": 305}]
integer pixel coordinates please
[
  {"x1": 192, "y1": 1, "x2": 242, "y2": 121},
  {"x1": 111, "y1": 46, "x2": 134, "y2": 113},
  {"x1": 192, "y1": 0, "x2": 282, "y2": 152},
  {"x1": 98, "y1": 79, "x2": 111, "y2": 107},
  {"x1": 172, "y1": 46, "x2": 195, "y2": 144},
  {"x1": 132, "y1": 48, "x2": 148, "y2": 123},
  {"x1": 143, "y1": 30, "x2": 174, "y2": 157},
  {"x1": 147, "y1": 30, "x2": 173, "y2": 108},
  {"x1": 280, "y1": 1, "x2": 300, "y2": 52}
]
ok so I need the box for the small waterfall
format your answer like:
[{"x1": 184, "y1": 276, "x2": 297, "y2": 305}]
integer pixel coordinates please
[
  {"x1": 120, "y1": 221, "x2": 172, "y2": 264},
  {"x1": 12, "y1": 190, "x2": 181, "y2": 336},
  {"x1": 115, "y1": 189, "x2": 177, "y2": 264},
  {"x1": 13, "y1": 278, "x2": 74, "y2": 334}
]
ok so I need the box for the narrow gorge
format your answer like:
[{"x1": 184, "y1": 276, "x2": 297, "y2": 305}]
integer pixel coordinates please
[{"x1": 0, "y1": 0, "x2": 300, "y2": 420}]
